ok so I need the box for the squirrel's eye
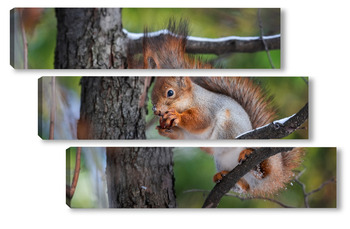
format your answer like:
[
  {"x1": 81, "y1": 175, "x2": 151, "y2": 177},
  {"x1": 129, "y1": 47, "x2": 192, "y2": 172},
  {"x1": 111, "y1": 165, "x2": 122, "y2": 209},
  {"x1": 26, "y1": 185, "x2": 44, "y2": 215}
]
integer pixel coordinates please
[{"x1": 167, "y1": 90, "x2": 174, "y2": 97}]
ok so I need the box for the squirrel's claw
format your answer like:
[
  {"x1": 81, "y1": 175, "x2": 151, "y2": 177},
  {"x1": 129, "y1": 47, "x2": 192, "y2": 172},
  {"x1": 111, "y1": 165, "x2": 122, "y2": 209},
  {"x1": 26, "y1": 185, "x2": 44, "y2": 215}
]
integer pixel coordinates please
[
  {"x1": 213, "y1": 170, "x2": 229, "y2": 183},
  {"x1": 238, "y1": 148, "x2": 255, "y2": 164},
  {"x1": 162, "y1": 109, "x2": 180, "y2": 128}
]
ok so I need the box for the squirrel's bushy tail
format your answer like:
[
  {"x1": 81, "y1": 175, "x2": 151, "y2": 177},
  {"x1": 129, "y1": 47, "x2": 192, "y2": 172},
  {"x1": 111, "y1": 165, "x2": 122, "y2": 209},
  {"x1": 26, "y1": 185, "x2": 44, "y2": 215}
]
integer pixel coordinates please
[
  {"x1": 251, "y1": 147, "x2": 304, "y2": 196},
  {"x1": 281, "y1": 147, "x2": 305, "y2": 172}
]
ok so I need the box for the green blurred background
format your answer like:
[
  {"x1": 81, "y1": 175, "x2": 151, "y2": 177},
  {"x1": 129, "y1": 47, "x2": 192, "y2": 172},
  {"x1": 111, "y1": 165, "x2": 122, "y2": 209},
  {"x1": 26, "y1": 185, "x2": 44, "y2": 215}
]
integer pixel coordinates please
[
  {"x1": 67, "y1": 147, "x2": 336, "y2": 208},
  {"x1": 14, "y1": 8, "x2": 280, "y2": 69}
]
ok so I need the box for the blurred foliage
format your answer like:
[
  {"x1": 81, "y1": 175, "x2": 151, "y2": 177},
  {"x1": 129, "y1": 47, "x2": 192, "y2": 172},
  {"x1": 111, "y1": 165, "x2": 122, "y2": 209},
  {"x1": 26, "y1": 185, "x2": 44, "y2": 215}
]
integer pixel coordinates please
[
  {"x1": 66, "y1": 147, "x2": 108, "y2": 208},
  {"x1": 15, "y1": 8, "x2": 280, "y2": 69},
  {"x1": 12, "y1": 8, "x2": 56, "y2": 69},
  {"x1": 38, "y1": 76, "x2": 81, "y2": 140},
  {"x1": 26, "y1": 8, "x2": 56, "y2": 69},
  {"x1": 67, "y1": 147, "x2": 336, "y2": 208}
]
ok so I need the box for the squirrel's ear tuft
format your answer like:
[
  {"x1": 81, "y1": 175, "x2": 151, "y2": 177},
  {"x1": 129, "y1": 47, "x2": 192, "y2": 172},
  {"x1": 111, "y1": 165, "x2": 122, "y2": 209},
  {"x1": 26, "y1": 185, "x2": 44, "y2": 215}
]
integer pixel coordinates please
[
  {"x1": 177, "y1": 77, "x2": 191, "y2": 88},
  {"x1": 147, "y1": 57, "x2": 157, "y2": 69}
]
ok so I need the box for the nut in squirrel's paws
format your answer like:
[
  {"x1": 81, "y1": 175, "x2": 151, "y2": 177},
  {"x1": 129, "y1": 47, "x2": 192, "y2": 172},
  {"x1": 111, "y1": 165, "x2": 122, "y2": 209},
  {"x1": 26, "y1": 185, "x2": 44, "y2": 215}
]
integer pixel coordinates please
[
  {"x1": 238, "y1": 148, "x2": 255, "y2": 164},
  {"x1": 213, "y1": 170, "x2": 229, "y2": 183},
  {"x1": 158, "y1": 116, "x2": 171, "y2": 130},
  {"x1": 160, "y1": 109, "x2": 180, "y2": 129}
]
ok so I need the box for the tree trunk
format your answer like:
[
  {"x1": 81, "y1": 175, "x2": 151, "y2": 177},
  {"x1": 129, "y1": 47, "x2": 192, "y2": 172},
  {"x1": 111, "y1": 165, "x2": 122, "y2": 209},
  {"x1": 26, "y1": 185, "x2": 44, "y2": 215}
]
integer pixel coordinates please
[
  {"x1": 55, "y1": 8, "x2": 127, "y2": 69},
  {"x1": 78, "y1": 77, "x2": 148, "y2": 139},
  {"x1": 55, "y1": 8, "x2": 176, "y2": 208},
  {"x1": 106, "y1": 147, "x2": 176, "y2": 208}
]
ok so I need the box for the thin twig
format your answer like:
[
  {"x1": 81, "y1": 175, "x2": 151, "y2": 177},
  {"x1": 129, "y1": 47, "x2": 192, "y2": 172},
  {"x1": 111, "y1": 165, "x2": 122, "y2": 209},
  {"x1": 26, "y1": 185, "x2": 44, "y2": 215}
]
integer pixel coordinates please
[
  {"x1": 257, "y1": 8, "x2": 275, "y2": 69},
  {"x1": 184, "y1": 189, "x2": 294, "y2": 208},
  {"x1": 294, "y1": 169, "x2": 336, "y2": 208},
  {"x1": 66, "y1": 147, "x2": 81, "y2": 200},
  {"x1": 306, "y1": 177, "x2": 336, "y2": 197},
  {"x1": 294, "y1": 168, "x2": 308, "y2": 207},
  {"x1": 224, "y1": 193, "x2": 294, "y2": 208},
  {"x1": 49, "y1": 76, "x2": 56, "y2": 140},
  {"x1": 301, "y1": 77, "x2": 309, "y2": 85},
  {"x1": 19, "y1": 10, "x2": 28, "y2": 69}
]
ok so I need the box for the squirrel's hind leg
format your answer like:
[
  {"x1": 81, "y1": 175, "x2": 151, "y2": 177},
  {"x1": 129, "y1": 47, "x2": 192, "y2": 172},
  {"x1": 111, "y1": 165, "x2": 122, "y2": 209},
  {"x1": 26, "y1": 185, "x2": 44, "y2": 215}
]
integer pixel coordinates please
[
  {"x1": 213, "y1": 170, "x2": 251, "y2": 193},
  {"x1": 238, "y1": 148, "x2": 271, "y2": 179}
]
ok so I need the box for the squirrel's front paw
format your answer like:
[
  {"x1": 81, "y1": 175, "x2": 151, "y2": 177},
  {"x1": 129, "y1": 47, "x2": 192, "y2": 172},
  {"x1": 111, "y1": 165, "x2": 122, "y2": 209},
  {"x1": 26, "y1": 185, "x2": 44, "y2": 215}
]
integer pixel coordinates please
[
  {"x1": 156, "y1": 126, "x2": 181, "y2": 139},
  {"x1": 213, "y1": 170, "x2": 229, "y2": 183},
  {"x1": 161, "y1": 109, "x2": 180, "y2": 128},
  {"x1": 157, "y1": 126, "x2": 173, "y2": 135}
]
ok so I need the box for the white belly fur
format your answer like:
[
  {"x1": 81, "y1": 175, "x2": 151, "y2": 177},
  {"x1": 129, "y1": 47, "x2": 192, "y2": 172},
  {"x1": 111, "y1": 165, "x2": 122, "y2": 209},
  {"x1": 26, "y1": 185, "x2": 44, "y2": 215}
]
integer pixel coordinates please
[{"x1": 213, "y1": 147, "x2": 244, "y2": 172}]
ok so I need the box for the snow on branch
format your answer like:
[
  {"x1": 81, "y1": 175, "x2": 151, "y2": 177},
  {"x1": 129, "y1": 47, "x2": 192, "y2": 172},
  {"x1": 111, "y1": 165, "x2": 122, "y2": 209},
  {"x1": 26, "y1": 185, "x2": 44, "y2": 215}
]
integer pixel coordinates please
[{"x1": 124, "y1": 29, "x2": 280, "y2": 55}]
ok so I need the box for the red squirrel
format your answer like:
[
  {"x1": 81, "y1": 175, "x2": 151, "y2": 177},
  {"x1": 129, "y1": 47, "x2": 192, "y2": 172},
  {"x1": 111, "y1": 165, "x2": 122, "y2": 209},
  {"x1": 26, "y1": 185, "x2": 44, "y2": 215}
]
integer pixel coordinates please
[{"x1": 141, "y1": 21, "x2": 303, "y2": 196}]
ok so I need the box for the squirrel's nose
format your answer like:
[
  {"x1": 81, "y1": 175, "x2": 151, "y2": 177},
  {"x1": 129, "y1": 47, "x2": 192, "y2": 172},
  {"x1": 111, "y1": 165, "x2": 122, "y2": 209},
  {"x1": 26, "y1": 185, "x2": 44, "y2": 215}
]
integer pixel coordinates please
[{"x1": 152, "y1": 105, "x2": 162, "y2": 116}]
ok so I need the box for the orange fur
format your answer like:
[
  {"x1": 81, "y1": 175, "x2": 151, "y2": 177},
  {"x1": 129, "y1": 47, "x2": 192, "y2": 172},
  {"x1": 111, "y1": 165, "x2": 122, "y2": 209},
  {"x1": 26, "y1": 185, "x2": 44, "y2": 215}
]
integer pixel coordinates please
[
  {"x1": 236, "y1": 179, "x2": 251, "y2": 192},
  {"x1": 248, "y1": 148, "x2": 304, "y2": 196},
  {"x1": 238, "y1": 148, "x2": 255, "y2": 164},
  {"x1": 213, "y1": 170, "x2": 229, "y2": 183}
]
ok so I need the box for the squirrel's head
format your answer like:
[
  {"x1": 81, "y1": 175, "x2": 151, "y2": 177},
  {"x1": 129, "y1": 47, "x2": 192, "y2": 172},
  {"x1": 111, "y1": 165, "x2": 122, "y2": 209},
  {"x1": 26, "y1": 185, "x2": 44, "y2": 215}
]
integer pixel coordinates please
[{"x1": 151, "y1": 77, "x2": 193, "y2": 116}]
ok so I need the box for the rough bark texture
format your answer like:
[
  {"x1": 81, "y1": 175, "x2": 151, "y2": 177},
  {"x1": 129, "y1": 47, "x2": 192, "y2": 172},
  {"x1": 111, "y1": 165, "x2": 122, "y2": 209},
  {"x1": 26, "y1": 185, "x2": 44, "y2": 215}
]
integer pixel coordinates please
[
  {"x1": 55, "y1": 8, "x2": 127, "y2": 69},
  {"x1": 78, "y1": 77, "x2": 147, "y2": 139},
  {"x1": 55, "y1": 8, "x2": 176, "y2": 208},
  {"x1": 106, "y1": 147, "x2": 176, "y2": 208}
]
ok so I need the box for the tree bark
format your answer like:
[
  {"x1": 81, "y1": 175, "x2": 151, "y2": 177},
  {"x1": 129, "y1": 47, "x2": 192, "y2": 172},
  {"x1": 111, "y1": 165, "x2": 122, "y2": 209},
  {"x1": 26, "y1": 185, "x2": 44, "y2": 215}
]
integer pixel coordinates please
[
  {"x1": 55, "y1": 8, "x2": 176, "y2": 208},
  {"x1": 55, "y1": 8, "x2": 127, "y2": 69},
  {"x1": 78, "y1": 77, "x2": 148, "y2": 139},
  {"x1": 106, "y1": 147, "x2": 176, "y2": 208}
]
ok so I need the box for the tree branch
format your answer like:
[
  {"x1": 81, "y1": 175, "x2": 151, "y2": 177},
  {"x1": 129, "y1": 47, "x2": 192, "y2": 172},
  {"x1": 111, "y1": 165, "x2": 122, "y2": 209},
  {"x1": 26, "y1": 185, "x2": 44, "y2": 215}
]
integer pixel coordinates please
[
  {"x1": 125, "y1": 29, "x2": 280, "y2": 55},
  {"x1": 257, "y1": 8, "x2": 275, "y2": 69},
  {"x1": 19, "y1": 9, "x2": 28, "y2": 69},
  {"x1": 49, "y1": 76, "x2": 56, "y2": 140},
  {"x1": 294, "y1": 169, "x2": 336, "y2": 208},
  {"x1": 202, "y1": 147, "x2": 294, "y2": 208},
  {"x1": 236, "y1": 102, "x2": 308, "y2": 139},
  {"x1": 306, "y1": 177, "x2": 336, "y2": 197},
  {"x1": 66, "y1": 147, "x2": 81, "y2": 200}
]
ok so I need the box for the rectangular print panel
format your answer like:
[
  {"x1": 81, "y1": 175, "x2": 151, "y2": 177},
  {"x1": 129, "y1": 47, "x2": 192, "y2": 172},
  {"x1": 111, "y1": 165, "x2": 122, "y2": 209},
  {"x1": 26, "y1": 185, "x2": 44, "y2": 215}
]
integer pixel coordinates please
[
  {"x1": 11, "y1": 8, "x2": 280, "y2": 69},
  {"x1": 66, "y1": 147, "x2": 336, "y2": 208},
  {"x1": 39, "y1": 76, "x2": 308, "y2": 140}
]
